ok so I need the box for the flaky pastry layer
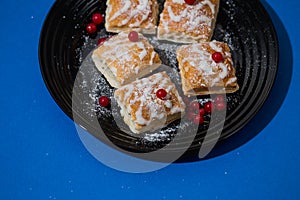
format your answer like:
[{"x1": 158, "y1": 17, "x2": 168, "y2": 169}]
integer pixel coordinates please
[
  {"x1": 158, "y1": 0, "x2": 220, "y2": 43},
  {"x1": 92, "y1": 32, "x2": 162, "y2": 88},
  {"x1": 177, "y1": 41, "x2": 239, "y2": 96},
  {"x1": 114, "y1": 72, "x2": 186, "y2": 134},
  {"x1": 105, "y1": 0, "x2": 159, "y2": 34}
]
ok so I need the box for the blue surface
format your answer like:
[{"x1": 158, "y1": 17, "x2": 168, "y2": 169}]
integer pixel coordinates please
[{"x1": 1, "y1": 0, "x2": 300, "y2": 199}]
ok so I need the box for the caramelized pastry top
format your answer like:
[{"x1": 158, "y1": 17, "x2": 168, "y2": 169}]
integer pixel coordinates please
[
  {"x1": 158, "y1": 0, "x2": 219, "y2": 40},
  {"x1": 177, "y1": 41, "x2": 238, "y2": 89},
  {"x1": 106, "y1": 0, "x2": 158, "y2": 29},
  {"x1": 93, "y1": 32, "x2": 161, "y2": 85},
  {"x1": 114, "y1": 72, "x2": 185, "y2": 126}
]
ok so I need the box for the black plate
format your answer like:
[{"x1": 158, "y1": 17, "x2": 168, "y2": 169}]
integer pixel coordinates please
[{"x1": 39, "y1": 0, "x2": 278, "y2": 162}]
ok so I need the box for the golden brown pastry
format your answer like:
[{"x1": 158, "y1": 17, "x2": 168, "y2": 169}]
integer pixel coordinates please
[
  {"x1": 157, "y1": 0, "x2": 220, "y2": 43},
  {"x1": 114, "y1": 72, "x2": 186, "y2": 134},
  {"x1": 176, "y1": 41, "x2": 239, "y2": 95},
  {"x1": 105, "y1": 0, "x2": 159, "y2": 34},
  {"x1": 92, "y1": 32, "x2": 162, "y2": 88}
]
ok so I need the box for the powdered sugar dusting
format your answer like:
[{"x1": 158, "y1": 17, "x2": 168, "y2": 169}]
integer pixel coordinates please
[
  {"x1": 148, "y1": 36, "x2": 180, "y2": 67},
  {"x1": 71, "y1": 0, "x2": 245, "y2": 149},
  {"x1": 106, "y1": 0, "x2": 154, "y2": 28},
  {"x1": 92, "y1": 32, "x2": 161, "y2": 86},
  {"x1": 114, "y1": 72, "x2": 185, "y2": 128}
]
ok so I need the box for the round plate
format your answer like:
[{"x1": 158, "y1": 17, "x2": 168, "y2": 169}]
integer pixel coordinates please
[{"x1": 39, "y1": 0, "x2": 278, "y2": 161}]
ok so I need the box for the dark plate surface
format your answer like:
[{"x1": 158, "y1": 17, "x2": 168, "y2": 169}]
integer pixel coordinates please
[{"x1": 39, "y1": 0, "x2": 278, "y2": 162}]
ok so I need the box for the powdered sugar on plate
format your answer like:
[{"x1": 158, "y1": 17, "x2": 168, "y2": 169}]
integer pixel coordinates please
[{"x1": 71, "y1": 0, "x2": 242, "y2": 148}]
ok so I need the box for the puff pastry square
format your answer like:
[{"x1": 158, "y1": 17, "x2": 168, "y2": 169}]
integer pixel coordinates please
[
  {"x1": 105, "y1": 0, "x2": 159, "y2": 34},
  {"x1": 114, "y1": 72, "x2": 186, "y2": 134},
  {"x1": 92, "y1": 32, "x2": 162, "y2": 88},
  {"x1": 176, "y1": 41, "x2": 239, "y2": 95},
  {"x1": 158, "y1": 0, "x2": 220, "y2": 43}
]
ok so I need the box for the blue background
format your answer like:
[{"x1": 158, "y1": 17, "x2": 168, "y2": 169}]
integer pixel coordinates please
[{"x1": 1, "y1": 0, "x2": 299, "y2": 199}]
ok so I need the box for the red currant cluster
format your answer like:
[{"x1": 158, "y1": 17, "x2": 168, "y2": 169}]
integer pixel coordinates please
[
  {"x1": 185, "y1": 95, "x2": 226, "y2": 125},
  {"x1": 86, "y1": 12, "x2": 115, "y2": 46},
  {"x1": 86, "y1": 13, "x2": 104, "y2": 34}
]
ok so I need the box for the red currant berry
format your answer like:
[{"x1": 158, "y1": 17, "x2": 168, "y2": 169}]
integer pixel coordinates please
[
  {"x1": 193, "y1": 114, "x2": 204, "y2": 125},
  {"x1": 128, "y1": 31, "x2": 139, "y2": 42},
  {"x1": 214, "y1": 94, "x2": 225, "y2": 103},
  {"x1": 97, "y1": 38, "x2": 107, "y2": 46},
  {"x1": 99, "y1": 96, "x2": 110, "y2": 107},
  {"x1": 156, "y1": 89, "x2": 167, "y2": 100},
  {"x1": 204, "y1": 101, "x2": 214, "y2": 113},
  {"x1": 199, "y1": 108, "x2": 206, "y2": 116},
  {"x1": 86, "y1": 23, "x2": 97, "y2": 34},
  {"x1": 185, "y1": 0, "x2": 196, "y2": 5},
  {"x1": 212, "y1": 52, "x2": 223, "y2": 63},
  {"x1": 215, "y1": 101, "x2": 226, "y2": 111},
  {"x1": 92, "y1": 13, "x2": 104, "y2": 25}
]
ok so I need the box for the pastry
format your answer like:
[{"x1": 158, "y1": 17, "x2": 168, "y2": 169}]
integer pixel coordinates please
[
  {"x1": 114, "y1": 72, "x2": 186, "y2": 134},
  {"x1": 176, "y1": 40, "x2": 239, "y2": 95},
  {"x1": 92, "y1": 31, "x2": 162, "y2": 88},
  {"x1": 157, "y1": 0, "x2": 220, "y2": 43},
  {"x1": 105, "y1": 0, "x2": 159, "y2": 34}
]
